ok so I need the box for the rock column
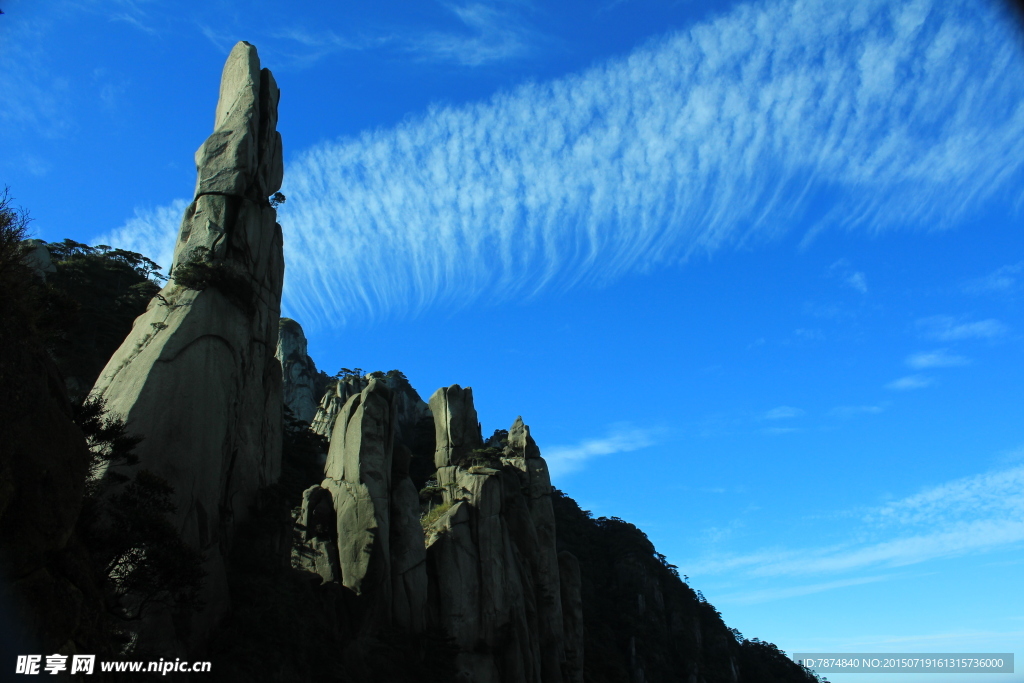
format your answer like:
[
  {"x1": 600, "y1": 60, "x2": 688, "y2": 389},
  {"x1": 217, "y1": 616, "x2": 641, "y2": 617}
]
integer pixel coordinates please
[
  {"x1": 89, "y1": 41, "x2": 284, "y2": 652},
  {"x1": 276, "y1": 318, "x2": 323, "y2": 424}
]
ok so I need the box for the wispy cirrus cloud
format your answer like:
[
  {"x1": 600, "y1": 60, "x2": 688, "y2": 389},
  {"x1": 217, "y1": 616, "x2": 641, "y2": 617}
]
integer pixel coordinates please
[
  {"x1": 0, "y1": 9, "x2": 73, "y2": 144},
  {"x1": 829, "y1": 258, "x2": 868, "y2": 294},
  {"x1": 108, "y1": 0, "x2": 1024, "y2": 328},
  {"x1": 885, "y1": 374, "x2": 933, "y2": 390},
  {"x1": 716, "y1": 573, "x2": 898, "y2": 605},
  {"x1": 691, "y1": 464, "x2": 1024, "y2": 582},
  {"x1": 544, "y1": 424, "x2": 659, "y2": 479},
  {"x1": 905, "y1": 349, "x2": 969, "y2": 368},
  {"x1": 762, "y1": 426, "x2": 802, "y2": 435},
  {"x1": 916, "y1": 315, "x2": 1009, "y2": 341},
  {"x1": 407, "y1": 2, "x2": 539, "y2": 66},
  {"x1": 268, "y1": 2, "x2": 537, "y2": 69},
  {"x1": 829, "y1": 403, "x2": 886, "y2": 418},
  {"x1": 865, "y1": 464, "x2": 1024, "y2": 528},
  {"x1": 762, "y1": 406, "x2": 805, "y2": 420},
  {"x1": 277, "y1": 0, "x2": 1024, "y2": 328},
  {"x1": 963, "y1": 261, "x2": 1024, "y2": 294}
]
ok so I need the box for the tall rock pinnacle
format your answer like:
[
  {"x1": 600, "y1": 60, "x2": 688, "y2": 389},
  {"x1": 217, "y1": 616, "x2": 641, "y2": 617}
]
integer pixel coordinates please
[
  {"x1": 89, "y1": 41, "x2": 284, "y2": 652},
  {"x1": 276, "y1": 318, "x2": 325, "y2": 424}
]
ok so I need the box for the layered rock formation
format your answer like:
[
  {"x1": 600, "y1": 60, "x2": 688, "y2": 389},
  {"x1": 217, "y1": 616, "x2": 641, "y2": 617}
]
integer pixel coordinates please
[
  {"x1": 295, "y1": 382, "x2": 583, "y2": 683},
  {"x1": 276, "y1": 317, "x2": 327, "y2": 423},
  {"x1": 89, "y1": 41, "x2": 284, "y2": 652}
]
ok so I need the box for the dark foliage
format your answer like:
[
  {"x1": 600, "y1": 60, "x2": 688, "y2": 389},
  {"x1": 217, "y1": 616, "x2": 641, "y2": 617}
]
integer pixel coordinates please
[
  {"x1": 0, "y1": 191, "x2": 201, "y2": 664},
  {"x1": 73, "y1": 395, "x2": 140, "y2": 484},
  {"x1": 208, "y1": 406, "x2": 459, "y2": 682},
  {"x1": 282, "y1": 404, "x2": 329, "y2": 472},
  {"x1": 737, "y1": 639, "x2": 831, "y2": 683},
  {"x1": 32, "y1": 237, "x2": 164, "y2": 402},
  {"x1": 551, "y1": 489, "x2": 824, "y2": 683},
  {"x1": 0, "y1": 189, "x2": 72, "y2": 355},
  {"x1": 73, "y1": 397, "x2": 206, "y2": 637},
  {"x1": 172, "y1": 245, "x2": 256, "y2": 316}
]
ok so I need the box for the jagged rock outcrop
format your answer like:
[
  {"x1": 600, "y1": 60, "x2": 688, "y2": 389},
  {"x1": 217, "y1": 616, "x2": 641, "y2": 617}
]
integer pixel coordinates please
[
  {"x1": 296, "y1": 379, "x2": 581, "y2": 682},
  {"x1": 276, "y1": 317, "x2": 325, "y2": 423},
  {"x1": 88, "y1": 41, "x2": 284, "y2": 653},
  {"x1": 311, "y1": 371, "x2": 431, "y2": 447},
  {"x1": 310, "y1": 374, "x2": 369, "y2": 439},
  {"x1": 425, "y1": 406, "x2": 568, "y2": 683}
]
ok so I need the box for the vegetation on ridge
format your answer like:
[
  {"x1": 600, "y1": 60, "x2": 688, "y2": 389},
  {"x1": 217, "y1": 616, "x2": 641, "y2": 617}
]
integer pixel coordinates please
[{"x1": 0, "y1": 191, "x2": 203, "y2": 661}]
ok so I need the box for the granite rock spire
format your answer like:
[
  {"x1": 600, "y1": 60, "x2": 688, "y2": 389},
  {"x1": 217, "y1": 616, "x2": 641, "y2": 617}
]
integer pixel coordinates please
[{"x1": 89, "y1": 40, "x2": 285, "y2": 653}]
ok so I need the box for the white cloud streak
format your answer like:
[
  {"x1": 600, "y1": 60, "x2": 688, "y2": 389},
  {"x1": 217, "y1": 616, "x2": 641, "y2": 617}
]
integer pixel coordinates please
[
  {"x1": 866, "y1": 464, "x2": 1024, "y2": 528},
  {"x1": 905, "y1": 348, "x2": 969, "y2": 368},
  {"x1": 270, "y1": 2, "x2": 536, "y2": 69},
  {"x1": 885, "y1": 374, "x2": 932, "y2": 390},
  {"x1": 916, "y1": 315, "x2": 1009, "y2": 341},
  {"x1": 102, "y1": 0, "x2": 1024, "y2": 328},
  {"x1": 0, "y1": 7, "x2": 73, "y2": 143},
  {"x1": 408, "y1": 2, "x2": 537, "y2": 66},
  {"x1": 963, "y1": 261, "x2": 1024, "y2": 294},
  {"x1": 829, "y1": 403, "x2": 886, "y2": 418},
  {"x1": 691, "y1": 464, "x2": 1024, "y2": 580},
  {"x1": 762, "y1": 405, "x2": 805, "y2": 420},
  {"x1": 277, "y1": 0, "x2": 1024, "y2": 328},
  {"x1": 544, "y1": 424, "x2": 658, "y2": 479},
  {"x1": 717, "y1": 573, "x2": 897, "y2": 605}
]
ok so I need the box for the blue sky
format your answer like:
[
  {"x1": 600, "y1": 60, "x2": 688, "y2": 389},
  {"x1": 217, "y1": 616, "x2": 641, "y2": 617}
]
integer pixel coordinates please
[{"x1": 3, "y1": 0, "x2": 1023, "y2": 679}]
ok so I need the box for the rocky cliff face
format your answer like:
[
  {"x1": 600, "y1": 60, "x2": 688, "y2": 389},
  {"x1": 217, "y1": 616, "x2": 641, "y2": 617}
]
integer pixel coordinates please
[
  {"x1": 276, "y1": 317, "x2": 327, "y2": 423},
  {"x1": 88, "y1": 41, "x2": 284, "y2": 654},
  {"x1": 293, "y1": 381, "x2": 583, "y2": 683}
]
